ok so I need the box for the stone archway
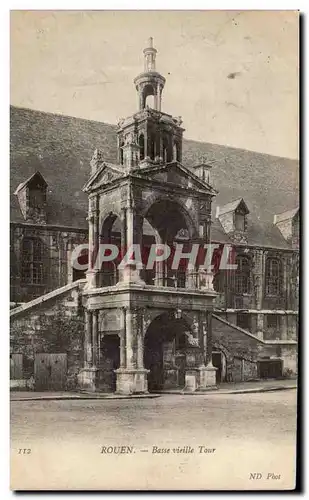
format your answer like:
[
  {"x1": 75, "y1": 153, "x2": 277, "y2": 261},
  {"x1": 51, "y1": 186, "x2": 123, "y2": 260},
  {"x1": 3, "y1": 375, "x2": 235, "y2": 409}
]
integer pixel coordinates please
[
  {"x1": 144, "y1": 311, "x2": 194, "y2": 392},
  {"x1": 143, "y1": 198, "x2": 195, "y2": 288}
]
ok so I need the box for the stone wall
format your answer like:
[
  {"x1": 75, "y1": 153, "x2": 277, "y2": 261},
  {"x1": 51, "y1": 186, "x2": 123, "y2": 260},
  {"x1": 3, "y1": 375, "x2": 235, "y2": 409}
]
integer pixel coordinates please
[
  {"x1": 212, "y1": 314, "x2": 297, "y2": 380},
  {"x1": 10, "y1": 282, "x2": 85, "y2": 390}
]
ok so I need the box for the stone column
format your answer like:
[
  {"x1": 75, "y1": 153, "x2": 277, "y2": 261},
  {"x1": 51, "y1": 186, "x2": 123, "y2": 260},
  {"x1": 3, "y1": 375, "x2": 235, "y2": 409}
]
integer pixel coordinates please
[
  {"x1": 121, "y1": 202, "x2": 145, "y2": 284},
  {"x1": 126, "y1": 308, "x2": 135, "y2": 369},
  {"x1": 154, "y1": 260, "x2": 165, "y2": 286},
  {"x1": 154, "y1": 234, "x2": 165, "y2": 286},
  {"x1": 118, "y1": 208, "x2": 127, "y2": 283},
  {"x1": 85, "y1": 310, "x2": 92, "y2": 368},
  {"x1": 137, "y1": 309, "x2": 144, "y2": 369},
  {"x1": 197, "y1": 311, "x2": 217, "y2": 390},
  {"x1": 77, "y1": 309, "x2": 98, "y2": 392},
  {"x1": 119, "y1": 336, "x2": 126, "y2": 369},
  {"x1": 92, "y1": 311, "x2": 99, "y2": 367},
  {"x1": 205, "y1": 311, "x2": 213, "y2": 365},
  {"x1": 184, "y1": 313, "x2": 200, "y2": 392},
  {"x1": 86, "y1": 199, "x2": 99, "y2": 289},
  {"x1": 115, "y1": 307, "x2": 149, "y2": 395},
  {"x1": 186, "y1": 264, "x2": 197, "y2": 289}
]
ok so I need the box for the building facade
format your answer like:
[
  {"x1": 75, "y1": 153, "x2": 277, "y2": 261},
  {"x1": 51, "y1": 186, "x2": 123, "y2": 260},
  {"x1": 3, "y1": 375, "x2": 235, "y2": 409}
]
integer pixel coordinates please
[{"x1": 10, "y1": 39, "x2": 299, "y2": 392}]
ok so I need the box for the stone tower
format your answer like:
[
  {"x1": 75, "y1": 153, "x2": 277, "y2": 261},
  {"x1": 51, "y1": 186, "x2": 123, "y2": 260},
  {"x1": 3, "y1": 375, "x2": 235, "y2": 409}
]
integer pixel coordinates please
[{"x1": 79, "y1": 39, "x2": 218, "y2": 395}]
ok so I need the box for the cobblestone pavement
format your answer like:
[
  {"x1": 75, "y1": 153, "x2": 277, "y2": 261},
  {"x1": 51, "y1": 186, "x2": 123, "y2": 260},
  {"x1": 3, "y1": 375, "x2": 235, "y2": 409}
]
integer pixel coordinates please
[{"x1": 11, "y1": 390, "x2": 297, "y2": 490}]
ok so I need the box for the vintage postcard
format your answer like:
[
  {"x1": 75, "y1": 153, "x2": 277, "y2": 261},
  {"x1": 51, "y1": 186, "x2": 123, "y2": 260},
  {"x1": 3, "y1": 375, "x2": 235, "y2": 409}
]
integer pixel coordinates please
[{"x1": 10, "y1": 10, "x2": 299, "y2": 490}]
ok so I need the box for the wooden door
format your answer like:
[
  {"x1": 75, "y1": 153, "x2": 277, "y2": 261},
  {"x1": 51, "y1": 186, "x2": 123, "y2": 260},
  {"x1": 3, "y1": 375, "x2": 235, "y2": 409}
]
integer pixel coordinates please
[{"x1": 34, "y1": 353, "x2": 67, "y2": 391}]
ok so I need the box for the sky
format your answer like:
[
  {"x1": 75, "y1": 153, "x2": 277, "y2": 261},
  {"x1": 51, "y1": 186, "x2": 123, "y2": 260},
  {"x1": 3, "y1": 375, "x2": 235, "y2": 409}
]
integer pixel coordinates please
[{"x1": 10, "y1": 10, "x2": 299, "y2": 159}]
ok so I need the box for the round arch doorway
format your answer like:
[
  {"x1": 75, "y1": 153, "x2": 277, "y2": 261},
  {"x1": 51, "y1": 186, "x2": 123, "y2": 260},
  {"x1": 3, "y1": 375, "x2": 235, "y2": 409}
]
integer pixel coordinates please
[{"x1": 144, "y1": 312, "x2": 192, "y2": 392}]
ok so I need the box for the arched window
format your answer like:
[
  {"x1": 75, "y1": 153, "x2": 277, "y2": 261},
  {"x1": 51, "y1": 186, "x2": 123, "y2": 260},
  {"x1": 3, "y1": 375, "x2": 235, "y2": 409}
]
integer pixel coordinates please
[
  {"x1": 21, "y1": 238, "x2": 44, "y2": 284},
  {"x1": 235, "y1": 255, "x2": 251, "y2": 294},
  {"x1": 139, "y1": 134, "x2": 145, "y2": 160},
  {"x1": 265, "y1": 258, "x2": 282, "y2": 296}
]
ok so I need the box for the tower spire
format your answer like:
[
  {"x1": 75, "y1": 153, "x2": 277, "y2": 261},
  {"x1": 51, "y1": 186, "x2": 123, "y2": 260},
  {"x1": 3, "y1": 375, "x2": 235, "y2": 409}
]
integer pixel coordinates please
[
  {"x1": 134, "y1": 38, "x2": 165, "y2": 111},
  {"x1": 143, "y1": 36, "x2": 157, "y2": 72}
]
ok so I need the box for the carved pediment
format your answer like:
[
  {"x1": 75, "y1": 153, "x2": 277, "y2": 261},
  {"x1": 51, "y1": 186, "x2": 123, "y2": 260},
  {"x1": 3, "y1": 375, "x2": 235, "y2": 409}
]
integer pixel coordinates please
[
  {"x1": 135, "y1": 162, "x2": 217, "y2": 196},
  {"x1": 83, "y1": 164, "x2": 123, "y2": 193}
]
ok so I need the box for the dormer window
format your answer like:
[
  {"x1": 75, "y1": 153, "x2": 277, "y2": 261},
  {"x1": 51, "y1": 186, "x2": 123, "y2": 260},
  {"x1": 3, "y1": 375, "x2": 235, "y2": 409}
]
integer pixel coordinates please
[
  {"x1": 216, "y1": 198, "x2": 249, "y2": 243},
  {"x1": 29, "y1": 188, "x2": 46, "y2": 210},
  {"x1": 274, "y1": 207, "x2": 299, "y2": 249},
  {"x1": 235, "y1": 211, "x2": 245, "y2": 231},
  {"x1": 14, "y1": 171, "x2": 48, "y2": 224}
]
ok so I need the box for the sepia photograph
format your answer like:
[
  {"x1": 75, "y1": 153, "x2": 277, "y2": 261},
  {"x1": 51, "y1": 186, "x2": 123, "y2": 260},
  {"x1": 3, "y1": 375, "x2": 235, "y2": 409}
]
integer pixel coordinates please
[{"x1": 9, "y1": 9, "x2": 299, "y2": 491}]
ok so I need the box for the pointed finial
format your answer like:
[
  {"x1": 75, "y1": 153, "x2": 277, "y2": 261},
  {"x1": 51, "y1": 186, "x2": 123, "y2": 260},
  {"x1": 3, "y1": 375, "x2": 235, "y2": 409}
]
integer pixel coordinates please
[{"x1": 143, "y1": 37, "x2": 157, "y2": 72}]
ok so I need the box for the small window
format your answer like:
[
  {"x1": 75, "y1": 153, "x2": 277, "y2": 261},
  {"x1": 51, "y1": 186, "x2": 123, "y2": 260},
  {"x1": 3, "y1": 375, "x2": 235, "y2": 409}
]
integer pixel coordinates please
[
  {"x1": 29, "y1": 188, "x2": 45, "y2": 210},
  {"x1": 237, "y1": 313, "x2": 250, "y2": 330},
  {"x1": 235, "y1": 212, "x2": 245, "y2": 231},
  {"x1": 267, "y1": 314, "x2": 280, "y2": 330}
]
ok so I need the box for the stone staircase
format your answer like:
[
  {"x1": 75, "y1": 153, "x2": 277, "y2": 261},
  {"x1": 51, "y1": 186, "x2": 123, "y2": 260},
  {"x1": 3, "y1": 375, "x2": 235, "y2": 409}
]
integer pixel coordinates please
[{"x1": 10, "y1": 279, "x2": 87, "y2": 319}]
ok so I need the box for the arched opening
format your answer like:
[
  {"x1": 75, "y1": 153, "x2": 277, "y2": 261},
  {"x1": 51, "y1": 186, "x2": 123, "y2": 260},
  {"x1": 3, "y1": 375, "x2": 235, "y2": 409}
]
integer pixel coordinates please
[
  {"x1": 212, "y1": 349, "x2": 227, "y2": 383},
  {"x1": 100, "y1": 213, "x2": 121, "y2": 286},
  {"x1": 119, "y1": 141, "x2": 124, "y2": 165},
  {"x1": 145, "y1": 94, "x2": 155, "y2": 109},
  {"x1": 144, "y1": 199, "x2": 192, "y2": 287},
  {"x1": 144, "y1": 311, "x2": 192, "y2": 391},
  {"x1": 139, "y1": 134, "x2": 145, "y2": 160},
  {"x1": 142, "y1": 84, "x2": 156, "y2": 109}
]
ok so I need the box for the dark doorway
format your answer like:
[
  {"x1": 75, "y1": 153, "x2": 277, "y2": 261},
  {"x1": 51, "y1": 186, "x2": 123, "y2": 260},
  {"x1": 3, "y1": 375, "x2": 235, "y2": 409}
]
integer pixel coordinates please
[
  {"x1": 144, "y1": 334, "x2": 164, "y2": 391},
  {"x1": 144, "y1": 312, "x2": 190, "y2": 392},
  {"x1": 212, "y1": 352, "x2": 222, "y2": 384},
  {"x1": 98, "y1": 335, "x2": 120, "y2": 392}
]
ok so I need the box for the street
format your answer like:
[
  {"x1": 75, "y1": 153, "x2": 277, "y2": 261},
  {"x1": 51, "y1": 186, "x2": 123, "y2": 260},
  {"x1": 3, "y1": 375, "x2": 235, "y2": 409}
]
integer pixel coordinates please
[{"x1": 11, "y1": 390, "x2": 297, "y2": 490}]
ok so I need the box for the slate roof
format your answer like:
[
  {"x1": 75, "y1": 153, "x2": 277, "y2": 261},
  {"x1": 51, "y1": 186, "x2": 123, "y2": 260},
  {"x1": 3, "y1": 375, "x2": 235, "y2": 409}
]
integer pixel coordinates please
[{"x1": 10, "y1": 105, "x2": 299, "y2": 249}]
